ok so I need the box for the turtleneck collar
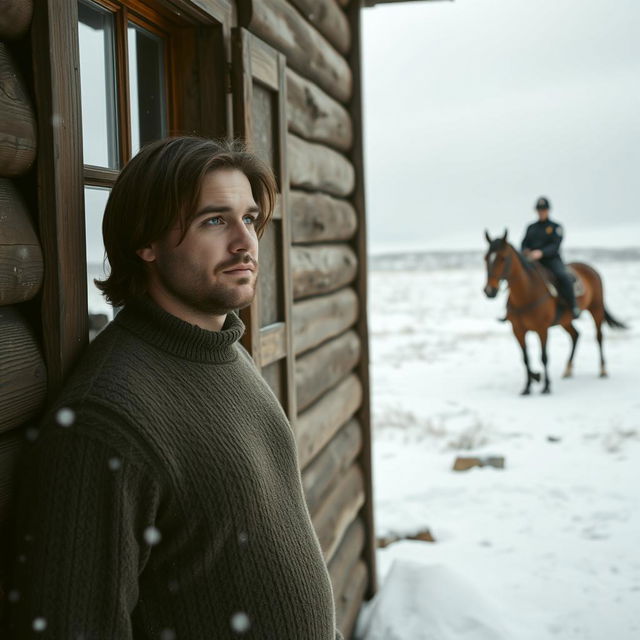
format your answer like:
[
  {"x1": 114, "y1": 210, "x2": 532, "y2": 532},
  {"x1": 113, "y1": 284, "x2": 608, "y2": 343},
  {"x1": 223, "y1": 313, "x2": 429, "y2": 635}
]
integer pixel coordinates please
[{"x1": 115, "y1": 295, "x2": 245, "y2": 364}]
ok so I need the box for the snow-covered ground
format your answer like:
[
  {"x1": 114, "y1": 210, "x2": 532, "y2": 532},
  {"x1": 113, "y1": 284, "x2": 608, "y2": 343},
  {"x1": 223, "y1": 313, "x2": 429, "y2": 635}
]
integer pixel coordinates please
[{"x1": 356, "y1": 251, "x2": 640, "y2": 640}]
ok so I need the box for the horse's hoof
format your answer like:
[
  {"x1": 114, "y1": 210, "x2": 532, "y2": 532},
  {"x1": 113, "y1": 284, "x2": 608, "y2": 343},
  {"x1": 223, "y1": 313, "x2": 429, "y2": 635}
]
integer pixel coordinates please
[
  {"x1": 562, "y1": 373, "x2": 572, "y2": 379},
  {"x1": 542, "y1": 387, "x2": 551, "y2": 395},
  {"x1": 600, "y1": 371, "x2": 608, "y2": 379},
  {"x1": 521, "y1": 388, "x2": 531, "y2": 396}
]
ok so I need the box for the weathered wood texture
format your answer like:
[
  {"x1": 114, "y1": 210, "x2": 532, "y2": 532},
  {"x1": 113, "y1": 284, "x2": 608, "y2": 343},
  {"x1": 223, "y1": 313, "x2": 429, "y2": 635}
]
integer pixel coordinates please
[
  {"x1": 336, "y1": 559, "x2": 368, "y2": 638},
  {"x1": 0, "y1": 179, "x2": 43, "y2": 304},
  {"x1": 291, "y1": 244, "x2": 357, "y2": 300},
  {"x1": 286, "y1": 69, "x2": 352, "y2": 151},
  {"x1": 0, "y1": 43, "x2": 36, "y2": 177},
  {"x1": 287, "y1": 0, "x2": 350, "y2": 55},
  {"x1": 288, "y1": 134, "x2": 354, "y2": 197},
  {"x1": 303, "y1": 418, "x2": 362, "y2": 515},
  {"x1": 31, "y1": 0, "x2": 88, "y2": 395},
  {"x1": 297, "y1": 374, "x2": 362, "y2": 469},
  {"x1": 0, "y1": 1, "x2": 33, "y2": 40},
  {"x1": 346, "y1": 0, "x2": 377, "y2": 600},
  {"x1": 328, "y1": 516, "x2": 366, "y2": 605},
  {"x1": 292, "y1": 287, "x2": 358, "y2": 355},
  {"x1": 290, "y1": 190, "x2": 356, "y2": 244},
  {"x1": 238, "y1": 0, "x2": 352, "y2": 103},
  {"x1": 295, "y1": 329, "x2": 360, "y2": 411},
  {"x1": 312, "y1": 462, "x2": 365, "y2": 561},
  {"x1": 0, "y1": 429, "x2": 23, "y2": 525},
  {"x1": 0, "y1": 307, "x2": 47, "y2": 434}
]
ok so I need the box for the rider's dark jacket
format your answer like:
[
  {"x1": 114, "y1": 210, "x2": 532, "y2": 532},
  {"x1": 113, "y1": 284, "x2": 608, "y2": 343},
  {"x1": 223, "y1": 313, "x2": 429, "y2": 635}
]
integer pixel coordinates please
[{"x1": 521, "y1": 218, "x2": 564, "y2": 262}]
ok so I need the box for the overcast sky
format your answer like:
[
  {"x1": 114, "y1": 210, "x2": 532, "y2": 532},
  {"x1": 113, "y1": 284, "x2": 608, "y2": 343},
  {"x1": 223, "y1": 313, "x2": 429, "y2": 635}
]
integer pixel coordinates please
[{"x1": 361, "y1": 0, "x2": 640, "y2": 252}]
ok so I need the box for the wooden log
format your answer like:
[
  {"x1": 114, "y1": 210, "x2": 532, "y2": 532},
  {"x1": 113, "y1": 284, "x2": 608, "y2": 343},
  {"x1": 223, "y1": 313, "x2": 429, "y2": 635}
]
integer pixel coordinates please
[
  {"x1": 291, "y1": 244, "x2": 357, "y2": 300},
  {"x1": 238, "y1": 0, "x2": 352, "y2": 103},
  {"x1": 287, "y1": 0, "x2": 351, "y2": 55},
  {"x1": 336, "y1": 559, "x2": 368, "y2": 639},
  {"x1": 296, "y1": 329, "x2": 360, "y2": 411},
  {"x1": 0, "y1": 307, "x2": 47, "y2": 434},
  {"x1": 290, "y1": 189, "x2": 357, "y2": 244},
  {"x1": 288, "y1": 134, "x2": 354, "y2": 197},
  {"x1": 303, "y1": 418, "x2": 362, "y2": 515},
  {"x1": 292, "y1": 287, "x2": 358, "y2": 355},
  {"x1": 312, "y1": 462, "x2": 365, "y2": 561},
  {"x1": 297, "y1": 373, "x2": 362, "y2": 469},
  {"x1": 0, "y1": 43, "x2": 36, "y2": 176},
  {"x1": 0, "y1": 0, "x2": 33, "y2": 40},
  {"x1": 286, "y1": 69, "x2": 352, "y2": 151},
  {"x1": 0, "y1": 178, "x2": 44, "y2": 304},
  {"x1": 328, "y1": 516, "x2": 366, "y2": 604},
  {"x1": 0, "y1": 429, "x2": 24, "y2": 526}
]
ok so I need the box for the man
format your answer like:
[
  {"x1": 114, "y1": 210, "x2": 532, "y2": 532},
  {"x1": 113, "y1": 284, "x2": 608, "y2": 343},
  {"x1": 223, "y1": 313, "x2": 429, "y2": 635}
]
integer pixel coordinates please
[
  {"x1": 521, "y1": 196, "x2": 580, "y2": 319},
  {"x1": 5, "y1": 137, "x2": 342, "y2": 639}
]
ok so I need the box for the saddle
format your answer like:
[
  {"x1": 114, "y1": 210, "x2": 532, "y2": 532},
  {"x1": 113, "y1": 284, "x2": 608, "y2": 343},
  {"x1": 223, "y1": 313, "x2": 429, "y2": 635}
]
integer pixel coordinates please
[{"x1": 536, "y1": 264, "x2": 585, "y2": 299}]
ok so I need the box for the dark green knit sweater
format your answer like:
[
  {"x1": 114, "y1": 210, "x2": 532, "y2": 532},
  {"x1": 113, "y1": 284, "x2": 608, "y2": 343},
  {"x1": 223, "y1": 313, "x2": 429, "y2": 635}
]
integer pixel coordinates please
[{"x1": 7, "y1": 297, "x2": 342, "y2": 639}]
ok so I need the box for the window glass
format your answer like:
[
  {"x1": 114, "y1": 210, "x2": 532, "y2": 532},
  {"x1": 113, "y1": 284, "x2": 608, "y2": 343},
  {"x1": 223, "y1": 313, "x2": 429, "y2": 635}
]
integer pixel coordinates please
[
  {"x1": 128, "y1": 22, "x2": 167, "y2": 156},
  {"x1": 78, "y1": 1, "x2": 119, "y2": 168},
  {"x1": 85, "y1": 187, "x2": 113, "y2": 337}
]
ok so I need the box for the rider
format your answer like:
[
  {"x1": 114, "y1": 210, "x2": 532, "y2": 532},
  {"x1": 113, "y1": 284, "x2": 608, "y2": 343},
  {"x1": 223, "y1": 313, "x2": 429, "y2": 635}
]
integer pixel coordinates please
[{"x1": 521, "y1": 196, "x2": 580, "y2": 319}]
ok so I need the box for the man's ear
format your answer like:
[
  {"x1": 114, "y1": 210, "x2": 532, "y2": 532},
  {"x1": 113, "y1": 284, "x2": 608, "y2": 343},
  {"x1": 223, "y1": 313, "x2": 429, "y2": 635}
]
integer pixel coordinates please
[{"x1": 136, "y1": 245, "x2": 156, "y2": 263}]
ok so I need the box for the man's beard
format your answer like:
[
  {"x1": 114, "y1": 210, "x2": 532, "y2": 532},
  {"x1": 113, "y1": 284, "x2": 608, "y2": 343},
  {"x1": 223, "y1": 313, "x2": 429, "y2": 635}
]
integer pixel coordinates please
[{"x1": 154, "y1": 253, "x2": 258, "y2": 317}]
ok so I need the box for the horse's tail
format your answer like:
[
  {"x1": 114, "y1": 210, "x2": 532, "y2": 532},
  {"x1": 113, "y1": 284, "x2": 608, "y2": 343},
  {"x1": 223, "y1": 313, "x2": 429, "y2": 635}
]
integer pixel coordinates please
[{"x1": 604, "y1": 308, "x2": 628, "y2": 329}]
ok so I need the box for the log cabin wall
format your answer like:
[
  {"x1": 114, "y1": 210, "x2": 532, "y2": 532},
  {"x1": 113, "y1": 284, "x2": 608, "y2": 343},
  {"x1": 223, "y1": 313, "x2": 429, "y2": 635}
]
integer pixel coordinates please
[
  {"x1": 0, "y1": 0, "x2": 47, "y2": 617},
  {"x1": 237, "y1": 2, "x2": 376, "y2": 636},
  {"x1": 0, "y1": 0, "x2": 375, "y2": 636}
]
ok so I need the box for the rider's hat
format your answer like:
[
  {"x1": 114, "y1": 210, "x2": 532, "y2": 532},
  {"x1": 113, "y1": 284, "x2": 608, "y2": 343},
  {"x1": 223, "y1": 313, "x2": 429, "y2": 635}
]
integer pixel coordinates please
[{"x1": 535, "y1": 196, "x2": 550, "y2": 210}]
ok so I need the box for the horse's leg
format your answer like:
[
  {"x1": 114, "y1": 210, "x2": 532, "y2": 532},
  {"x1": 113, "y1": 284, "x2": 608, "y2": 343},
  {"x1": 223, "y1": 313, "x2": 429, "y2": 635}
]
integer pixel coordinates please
[
  {"x1": 539, "y1": 328, "x2": 551, "y2": 394},
  {"x1": 514, "y1": 327, "x2": 537, "y2": 395},
  {"x1": 591, "y1": 309, "x2": 607, "y2": 377},
  {"x1": 561, "y1": 321, "x2": 579, "y2": 378}
]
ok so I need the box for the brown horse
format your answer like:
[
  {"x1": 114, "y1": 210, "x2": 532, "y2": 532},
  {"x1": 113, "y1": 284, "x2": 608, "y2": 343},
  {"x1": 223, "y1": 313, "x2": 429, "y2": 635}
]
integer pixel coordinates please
[{"x1": 483, "y1": 230, "x2": 626, "y2": 395}]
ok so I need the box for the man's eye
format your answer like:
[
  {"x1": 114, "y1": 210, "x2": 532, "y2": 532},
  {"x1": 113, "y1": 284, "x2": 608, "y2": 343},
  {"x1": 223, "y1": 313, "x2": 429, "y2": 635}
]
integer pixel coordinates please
[
  {"x1": 204, "y1": 216, "x2": 223, "y2": 226},
  {"x1": 243, "y1": 215, "x2": 257, "y2": 225}
]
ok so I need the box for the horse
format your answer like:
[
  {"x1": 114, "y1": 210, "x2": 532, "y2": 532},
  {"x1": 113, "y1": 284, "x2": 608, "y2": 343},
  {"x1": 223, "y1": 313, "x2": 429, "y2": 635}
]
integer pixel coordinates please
[{"x1": 483, "y1": 230, "x2": 627, "y2": 395}]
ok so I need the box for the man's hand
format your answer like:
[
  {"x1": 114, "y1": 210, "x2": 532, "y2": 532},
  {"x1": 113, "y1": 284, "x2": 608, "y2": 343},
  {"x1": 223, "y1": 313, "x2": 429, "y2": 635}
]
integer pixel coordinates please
[{"x1": 524, "y1": 249, "x2": 543, "y2": 261}]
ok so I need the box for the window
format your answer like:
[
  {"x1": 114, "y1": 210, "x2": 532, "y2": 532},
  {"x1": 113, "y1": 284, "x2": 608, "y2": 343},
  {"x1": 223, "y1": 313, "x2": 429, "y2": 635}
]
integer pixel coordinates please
[{"x1": 78, "y1": 0, "x2": 174, "y2": 330}]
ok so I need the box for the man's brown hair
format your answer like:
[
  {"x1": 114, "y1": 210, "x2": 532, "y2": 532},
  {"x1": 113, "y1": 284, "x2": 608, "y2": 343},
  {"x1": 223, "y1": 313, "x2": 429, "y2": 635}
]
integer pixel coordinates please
[{"x1": 95, "y1": 136, "x2": 277, "y2": 307}]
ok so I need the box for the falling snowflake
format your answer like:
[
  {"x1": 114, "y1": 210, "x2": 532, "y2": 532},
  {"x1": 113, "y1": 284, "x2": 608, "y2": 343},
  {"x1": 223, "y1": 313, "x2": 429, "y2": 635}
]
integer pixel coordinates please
[
  {"x1": 167, "y1": 579, "x2": 179, "y2": 594},
  {"x1": 8, "y1": 590, "x2": 20, "y2": 602},
  {"x1": 143, "y1": 526, "x2": 162, "y2": 546},
  {"x1": 32, "y1": 617, "x2": 47, "y2": 632},
  {"x1": 160, "y1": 629, "x2": 176, "y2": 640},
  {"x1": 238, "y1": 531, "x2": 249, "y2": 546},
  {"x1": 25, "y1": 428, "x2": 39, "y2": 442},
  {"x1": 55, "y1": 407, "x2": 76, "y2": 427},
  {"x1": 231, "y1": 611, "x2": 251, "y2": 634},
  {"x1": 108, "y1": 457, "x2": 122, "y2": 471}
]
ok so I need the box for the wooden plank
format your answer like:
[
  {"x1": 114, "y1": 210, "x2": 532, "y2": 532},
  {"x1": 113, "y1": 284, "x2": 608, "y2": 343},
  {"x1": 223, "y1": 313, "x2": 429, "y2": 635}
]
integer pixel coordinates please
[
  {"x1": 259, "y1": 322, "x2": 287, "y2": 367},
  {"x1": 0, "y1": 428, "x2": 24, "y2": 526},
  {"x1": 296, "y1": 374, "x2": 362, "y2": 469},
  {"x1": 288, "y1": 133, "x2": 354, "y2": 197},
  {"x1": 286, "y1": 69, "x2": 352, "y2": 152},
  {"x1": 0, "y1": 0, "x2": 33, "y2": 40},
  {"x1": 296, "y1": 329, "x2": 360, "y2": 411},
  {"x1": 291, "y1": 244, "x2": 357, "y2": 300},
  {"x1": 237, "y1": 0, "x2": 352, "y2": 103},
  {"x1": 346, "y1": 0, "x2": 378, "y2": 600},
  {"x1": 287, "y1": 0, "x2": 351, "y2": 55},
  {"x1": 31, "y1": 0, "x2": 88, "y2": 396},
  {"x1": 0, "y1": 42, "x2": 37, "y2": 177},
  {"x1": 292, "y1": 287, "x2": 358, "y2": 356},
  {"x1": 0, "y1": 179, "x2": 43, "y2": 305},
  {"x1": 312, "y1": 462, "x2": 365, "y2": 561},
  {"x1": 303, "y1": 418, "x2": 362, "y2": 515},
  {"x1": 336, "y1": 559, "x2": 368, "y2": 639},
  {"x1": 290, "y1": 189, "x2": 357, "y2": 244},
  {"x1": 0, "y1": 307, "x2": 47, "y2": 435},
  {"x1": 328, "y1": 516, "x2": 366, "y2": 610}
]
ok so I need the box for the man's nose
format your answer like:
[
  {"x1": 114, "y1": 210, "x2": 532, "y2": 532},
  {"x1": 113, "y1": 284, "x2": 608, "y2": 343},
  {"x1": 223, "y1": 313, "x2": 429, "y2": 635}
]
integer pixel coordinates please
[{"x1": 229, "y1": 220, "x2": 257, "y2": 253}]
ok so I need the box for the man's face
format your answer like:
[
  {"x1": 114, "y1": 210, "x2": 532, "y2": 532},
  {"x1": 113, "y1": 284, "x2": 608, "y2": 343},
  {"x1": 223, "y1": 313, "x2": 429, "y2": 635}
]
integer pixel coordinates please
[
  {"x1": 536, "y1": 207, "x2": 549, "y2": 221},
  {"x1": 139, "y1": 168, "x2": 260, "y2": 317}
]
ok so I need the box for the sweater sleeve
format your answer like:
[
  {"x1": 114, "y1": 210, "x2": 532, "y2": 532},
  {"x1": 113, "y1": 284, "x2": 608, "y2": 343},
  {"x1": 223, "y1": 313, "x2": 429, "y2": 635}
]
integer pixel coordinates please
[{"x1": 5, "y1": 424, "x2": 162, "y2": 638}]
